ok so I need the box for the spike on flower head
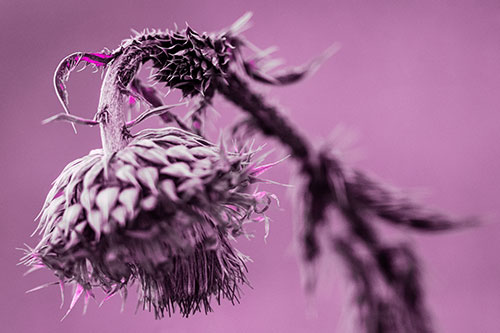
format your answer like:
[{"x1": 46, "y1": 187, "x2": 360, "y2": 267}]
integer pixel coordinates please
[{"x1": 24, "y1": 127, "x2": 277, "y2": 318}]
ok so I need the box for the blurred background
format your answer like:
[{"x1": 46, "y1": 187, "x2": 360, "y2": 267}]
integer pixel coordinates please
[{"x1": 1, "y1": 0, "x2": 499, "y2": 332}]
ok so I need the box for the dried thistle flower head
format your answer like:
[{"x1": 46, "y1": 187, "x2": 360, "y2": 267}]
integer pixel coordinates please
[{"x1": 23, "y1": 126, "x2": 276, "y2": 318}]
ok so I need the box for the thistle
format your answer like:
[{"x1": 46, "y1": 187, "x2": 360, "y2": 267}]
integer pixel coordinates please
[
  {"x1": 23, "y1": 13, "x2": 475, "y2": 332},
  {"x1": 21, "y1": 14, "x2": 278, "y2": 319},
  {"x1": 23, "y1": 125, "x2": 275, "y2": 318}
]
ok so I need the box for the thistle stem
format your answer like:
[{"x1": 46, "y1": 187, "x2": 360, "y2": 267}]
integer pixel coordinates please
[
  {"x1": 218, "y1": 72, "x2": 315, "y2": 173},
  {"x1": 97, "y1": 56, "x2": 132, "y2": 157}
]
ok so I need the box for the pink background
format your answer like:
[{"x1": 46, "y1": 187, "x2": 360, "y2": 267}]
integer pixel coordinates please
[{"x1": 1, "y1": 0, "x2": 500, "y2": 332}]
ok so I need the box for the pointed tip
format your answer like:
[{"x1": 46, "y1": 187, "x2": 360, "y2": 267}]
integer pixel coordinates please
[
  {"x1": 130, "y1": 28, "x2": 141, "y2": 37},
  {"x1": 82, "y1": 291, "x2": 92, "y2": 315},
  {"x1": 30, "y1": 226, "x2": 40, "y2": 237},
  {"x1": 61, "y1": 284, "x2": 84, "y2": 321},
  {"x1": 99, "y1": 290, "x2": 117, "y2": 308},
  {"x1": 59, "y1": 280, "x2": 65, "y2": 309},
  {"x1": 251, "y1": 154, "x2": 291, "y2": 177},
  {"x1": 41, "y1": 115, "x2": 55, "y2": 125},
  {"x1": 25, "y1": 281, "x2": 59, "y2": 294},
  {"x1": 225, "y1": 12, "x2": 254, "y2": 36},
  {"x1": 60, "y1": 306, "x2": 74, "y2": 322},
  {"x1": 307, "y1": 42, "x2": 342, "y2": 74},
  {"x1": 22, "y1": 265, "x2": 44, "y2": 276}
]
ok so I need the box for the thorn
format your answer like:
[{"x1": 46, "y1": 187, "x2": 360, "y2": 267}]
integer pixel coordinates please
[
  {"x1": 61, "y1": 284, "x2": 84, "y2": 321},
  {"x1": 130, "y1": 28, "x2": 140, "y2": 37},
  {"x1": 59, "y1": 280, "x2": 65, "y2": 309},
  {"x1": 26, "y1": 281, "x2": 59, "y2": 294}
]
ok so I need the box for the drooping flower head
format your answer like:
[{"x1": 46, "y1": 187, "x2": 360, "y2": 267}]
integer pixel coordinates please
[{"x1": 23, "y1": 126, "x2": 275, "y2": 318}]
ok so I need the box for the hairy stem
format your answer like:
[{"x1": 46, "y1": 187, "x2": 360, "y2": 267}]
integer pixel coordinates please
[
  {"x1": 97, "y1": 56, "x2": 132, "y2": 156},
  {"x1": 217, "y1": 72, "x2": 315, "y2": 173}
]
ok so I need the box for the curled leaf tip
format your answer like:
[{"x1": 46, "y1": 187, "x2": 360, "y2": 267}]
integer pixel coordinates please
[{"x1": 53, "y1": 51, "x2": 115, "y2": 132}]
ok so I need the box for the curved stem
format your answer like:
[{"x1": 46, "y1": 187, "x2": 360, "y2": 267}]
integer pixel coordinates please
[{"x1": 97, "y1": 55, "x2": 135, "y2": 157}]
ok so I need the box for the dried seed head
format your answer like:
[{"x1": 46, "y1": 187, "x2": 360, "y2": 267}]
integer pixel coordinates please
[{"x1": 24, "y1": 127, "x2": 276, "y2": 318}]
